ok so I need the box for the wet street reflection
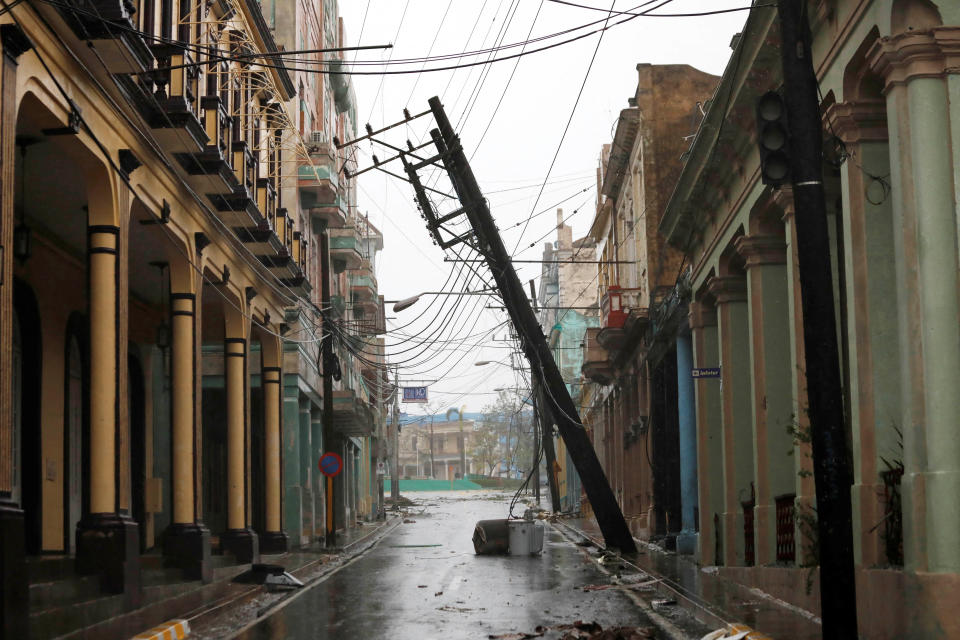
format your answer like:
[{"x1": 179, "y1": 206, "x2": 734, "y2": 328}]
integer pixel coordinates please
[{"x1": 237, "y1": 491, "x2": 651, "y2": 639}]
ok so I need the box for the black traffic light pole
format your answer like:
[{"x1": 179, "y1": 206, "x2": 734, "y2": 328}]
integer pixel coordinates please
[
  {"x1": 420, "y1": 97, "x2": 636, "y2": 553},
  {"x1": 776, "y1": 1, "x2": 858, "y2": 636}
]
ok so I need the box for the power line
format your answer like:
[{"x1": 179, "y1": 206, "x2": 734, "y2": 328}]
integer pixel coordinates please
[{"x1": 510, "y1": 0, "x2": 618, "y2": 255}]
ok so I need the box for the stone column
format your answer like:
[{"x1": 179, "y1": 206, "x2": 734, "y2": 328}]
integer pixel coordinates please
[
  {"x1": 709, "y1": 274, "x2": 753, "y2": 566},
  {"x1": 260, "y1": 366, "x2": 288, "y2": 552},
  {"x1": 675, "y1": 332, "x2": 698, "y2": 555},
  {"x1": 779, "y1": 196, "x2": 816, "y2": 566},
  {"x1": 162, "y1": 292, "x2": 211, "y2": 581},
  {"x1": 311, "y1": 407, "x2": 324, "y2": 538},
  {"x1": 826, "y1": 99, "x2": 900, "y2": 567},
  {"x1": 0, "y1": 24, "x2": 31, "y2": 636},
  {"x1": 76, "y1": 224, "x2": 141, "y2": 603},
  {"x1": 737, "y1": 234, "x2": 793, "y2": 566},
  {"x1": 870, "y1": 28, "x2": 960, "y2": 573},
  {"x1": 220, "y1": 336, "x2": 258, "y2": 562},
  {"x1": 282, "y1": 381, "x2": 301, "y2": 547},
  {"x1": 299, "y1": 399, "x2": 313, "y2": 544},
  {"x1": 690, "y1": 300, "x2": 723, "y2": 565}
]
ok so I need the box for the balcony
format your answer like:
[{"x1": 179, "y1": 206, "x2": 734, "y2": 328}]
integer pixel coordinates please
[
  {"x1": 348, "y1": 262, "x2": 377, "y2": 303},
  {"x1": 175, "y1": 96, "x2": 235, "y2": 194},
  {"x1": 331, "y1": 389, "x2": 375, "y2": 437},
  {"x1": 581, "y1": 327, "x2": 614, "y2": 385},
  {"x1": 329, "y1": 295, "x2": 347, "y2": 319},
  {"x1": 351, "y1": 295, "x2": 385, "y2": 336},
  {"x1": 57, "y1": 0, "x2": 153, "y2": 73},
  {"x1": 598, "y1": 286, "x2": 645, "y2": 351},
  {"x1": 308, "y1": 194, "x2": 348, "y2": 232},
  {"x1": 328, "y1": 227, "x2": 363, "y2": 272},
  {"x1": 147, "y1": 47, "x2": 208, "y2": 154},
  {"x1": 208, "y1": 141, "x2": 262, "y2": 227},
  {"x1": 299, "y1": 154, "x2": 338, "y2": 201}
]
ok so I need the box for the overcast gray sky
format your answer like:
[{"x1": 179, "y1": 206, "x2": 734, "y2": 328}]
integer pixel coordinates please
[{"x1": 335, "y1": 0, "x2": 750, "y2": 415}]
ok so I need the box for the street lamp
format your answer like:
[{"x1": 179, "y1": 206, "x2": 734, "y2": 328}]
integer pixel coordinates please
[{"x1": 387, "y1": 288, "x2": 498, "y2": 313}]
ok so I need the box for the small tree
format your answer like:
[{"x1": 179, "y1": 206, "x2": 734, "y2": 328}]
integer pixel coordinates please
[{"x1": 469, "y1": 425, "x2": 500, "y2": 476}]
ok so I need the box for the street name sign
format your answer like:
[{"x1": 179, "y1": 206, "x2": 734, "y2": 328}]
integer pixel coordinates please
[
  {"x1": 692, "y1": 368, "x2": 721, "y2": 379},
  {"x1": 402, "y1": 386, "x2": 428, "y2": 403}
]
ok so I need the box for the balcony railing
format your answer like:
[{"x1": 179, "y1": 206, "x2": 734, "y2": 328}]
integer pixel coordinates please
[
  {"x1": 349, "y1": 264, "x2": 377, "y2": 302},
  {"x1": 328, "y1": 227, "x2": 363, "y2": 272},
  {"x1": 599, "y1": 285, "x2": 642, "y2": 329}
]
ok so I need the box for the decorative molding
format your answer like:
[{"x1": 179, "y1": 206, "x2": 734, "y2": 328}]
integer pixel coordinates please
[
  {"x1": 0, "y1": 24, "x2": 32, "y2": 61},
  {"x1": 194, "y1": 232, "x2": 210, "y2": 255},
  {"x1": 118, "y1": 149, "x2": 141, "y2": 176},
  {"x1": 824, "y1": 101, "x2": 888, "y2": 143},
  {"x1": 735, "y1": 235, "x2": 787, "y2": 268},
  {"x1": 707, "y1": 275, "x2": 748, "y2": 304},
  {"x1": 868, "y1": 27, "x2": 960, "y2": 92},
  {"x1": 688, "y1": 300, "x2": 718, "y2": 329}
]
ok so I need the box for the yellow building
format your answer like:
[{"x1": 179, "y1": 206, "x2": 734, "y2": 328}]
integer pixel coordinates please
[{"x1": 0, "y1": 0, "x2": 384, "y2": 635}]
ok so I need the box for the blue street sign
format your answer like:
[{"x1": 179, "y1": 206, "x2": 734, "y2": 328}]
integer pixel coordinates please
[
  {"x1": 318, "y1": 452, "x2": 343, "y2": 477},
  {"x1": 402, "y1": 386, "x2": 428, "y2": 403},
  {"x1": 692, "y1": 367, "x2": 721, "y2": 379}
]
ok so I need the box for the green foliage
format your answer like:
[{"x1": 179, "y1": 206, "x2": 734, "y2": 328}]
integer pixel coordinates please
[{"x1": 877, "y1": 423, "x2": 904, "y2": 566}]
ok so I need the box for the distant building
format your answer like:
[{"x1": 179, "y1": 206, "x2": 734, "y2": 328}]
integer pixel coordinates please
[
  {"x1": 397, "y1": 410, "x2": 477, "y2": 479},
  {"x1": 538, "y1": 210, "x2": 598, "y2": 510}
]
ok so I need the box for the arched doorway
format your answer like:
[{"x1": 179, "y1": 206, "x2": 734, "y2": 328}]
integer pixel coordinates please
[
  {"x1": 13, "y1": 279, "x2": 42, "y2": 555},
  {"x1": 63, "y1": 314, "x2": 87, "y2": 554}
]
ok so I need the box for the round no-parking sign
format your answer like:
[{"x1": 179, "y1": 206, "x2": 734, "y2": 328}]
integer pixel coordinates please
[{"x1": 318, "y1": 452, "x2": 343, "y2": 478}]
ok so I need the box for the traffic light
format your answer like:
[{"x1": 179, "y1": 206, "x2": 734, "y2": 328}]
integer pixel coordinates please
[{"x1": 756, "y1": 91, "x2": 791, "y2": 187}]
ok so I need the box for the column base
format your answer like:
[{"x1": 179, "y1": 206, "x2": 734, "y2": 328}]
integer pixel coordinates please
[
  {"x1": 0, "y1": 501, "x2": 28, "y2": 638},
  {"x1": 221, "y1": 528, "x2": 259, "y2": 564},
  {"x1": 260, "y1": 531, "x2": 289, "y2": 554},
  {"x1": 162, "y1": 523, "x2": 212, "y2": 583},
  {"x1": 722, "y1": 510, "x2": 745, "y2": 567},
  {"x1": 76, "y1": 513, "x2": 141, "y2": 608},
  {"x1": 754, "y1": 503, "x2": 776, "y2": 565},
  {"x1": 676, "y1": 530, "x2": 698, "y2": 555}
]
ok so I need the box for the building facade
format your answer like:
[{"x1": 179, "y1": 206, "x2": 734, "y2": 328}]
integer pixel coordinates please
[
  {"x1": 579, "y1": 64, "x2": 718, "y2": 547},
  {"x1": 658, "y1": 1, "x2": 960, "y2": 636},
  {"x1": 0, "y1": 0, "x2": 385, "y2": 635}
]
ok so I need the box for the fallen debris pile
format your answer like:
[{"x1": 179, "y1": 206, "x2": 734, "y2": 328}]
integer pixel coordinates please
[{"x1": 489, "y1": 620, "x2": 656, "y2": 639}]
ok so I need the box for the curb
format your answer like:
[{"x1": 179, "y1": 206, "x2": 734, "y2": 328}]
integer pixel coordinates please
[
  {"x1": 159, "y1": 517, "x2": 402, "y2": 639},
  {"x1": 551, "y1": 520, "x2": 730, "y2": 640}
]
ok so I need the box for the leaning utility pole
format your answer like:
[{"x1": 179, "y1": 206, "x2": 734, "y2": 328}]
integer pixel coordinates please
[
  {"x1": 777, "y1": 1, "x2": 858, "y2": 636},
  {"x1": 400, "y1": 97, "x2": 635, "y2": 552}
]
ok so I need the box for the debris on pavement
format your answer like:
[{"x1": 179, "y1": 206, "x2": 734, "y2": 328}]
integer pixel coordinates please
[
  {"x1": 698, "y1": 623, "x2": 767, "y2": 640},
  {"x1": 651, "y1": 598, "x2": 677, "y2": 608},
  {"x1": 403, "y1": 519, "x2": 417, "y2": 523},
  {"x1": 489, "y1": 621, "x2": 656, "y2": 639}
]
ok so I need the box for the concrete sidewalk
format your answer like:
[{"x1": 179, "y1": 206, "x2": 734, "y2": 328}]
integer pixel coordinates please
[
  {"x1": 166, "y1": 516, "x2": 403, "y2": 639},
  {"x1": 554, "y1": 516, "x2": 822, "y2": 640}
]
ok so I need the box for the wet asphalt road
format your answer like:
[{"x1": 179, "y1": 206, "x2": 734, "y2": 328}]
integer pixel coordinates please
[{"x1": 236, "y1": 491, "x2": 653, "y2": 639}]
